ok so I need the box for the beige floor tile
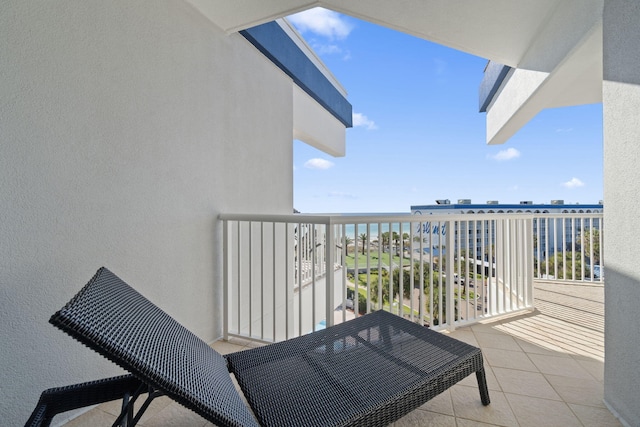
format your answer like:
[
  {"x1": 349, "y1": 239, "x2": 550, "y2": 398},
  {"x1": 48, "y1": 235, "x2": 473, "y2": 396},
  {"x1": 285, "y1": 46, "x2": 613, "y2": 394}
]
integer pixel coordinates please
[
  {"x1": 96, "y1": 398, "x2": 124, "y2": 416},
  {"x1": 528, "y1": 353, "x2": 593, "y2": 379},
  {"x1": 394, "y1": 409, "x2": 457, "y2": 427},
  {"x1": 545, "y1": 373, "x2": 605, "y2": 407},
  {"x1": 450, "y1": 385, "x2": 518, "y2": 426},
  {"x1": 222, "y1": 336, "x2": 255, "y2": 347},
  {"x1": 456, "y1": 418, "x2": 495, "y2": 427},
  {"x1": 418, "y1": 389, "x2": 454, "y2": 416},
  {"x1": 568, "y1": 403, "x2": 623, "y2": 427},
  {"x1": 139, "y1": 396, "x2": 176, "y2": 424},
  {"x1": 482, "y1": 348, "x2": 538, "y2": 372},
  {"x1": 474, "y1": 332, "x2": 521, "y2": 352},
  {"x1": 492, "y1": 367, "x2": 561, "y2": 400},
  {"x1": 211, "y1": 340, "x2": 246, "y2": 355},
  {"x1": 457, "y1": 365, "x2": 501, "y2": 392},
  {"x1": 469, "y1": 322, "x2": 502, "y2": 334},
  {"x1": 574, "y1": 357, "x2": 605, "y2": 382},
  {"x1": 514, "y1": 337, "x2": 572, "y2": 357},
  {"x1": 97, "y1": 394, "x2": 174, "y2": 424},
  {"x1": 455, "y1": 419, "x2": 502, "y2": 427},
  {"x1": 63, "y1": 408, "x2": 116, "y2": 426},
  {"x1": 142, "y1": 402, "x2": 209, "y2": 427},
  {"x1": 505, "y1": 393, "x2": 582, "y2": 427},
  {"x1": 447, "y1": 329, "x2": 479, "y2": 347}
]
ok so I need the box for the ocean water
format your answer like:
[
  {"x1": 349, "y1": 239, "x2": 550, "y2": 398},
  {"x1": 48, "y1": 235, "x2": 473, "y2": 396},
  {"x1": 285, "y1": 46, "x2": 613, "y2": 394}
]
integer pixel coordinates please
[{"x1": 342, "y1": 223, "x2": 409, "y2": 240}]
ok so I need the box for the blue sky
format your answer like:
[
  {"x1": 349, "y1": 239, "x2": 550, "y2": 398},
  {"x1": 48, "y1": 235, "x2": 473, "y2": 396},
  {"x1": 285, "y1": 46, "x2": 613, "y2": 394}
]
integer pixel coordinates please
[{"x1": 288, "y1": 8, "x2": 603, "y2": 213}]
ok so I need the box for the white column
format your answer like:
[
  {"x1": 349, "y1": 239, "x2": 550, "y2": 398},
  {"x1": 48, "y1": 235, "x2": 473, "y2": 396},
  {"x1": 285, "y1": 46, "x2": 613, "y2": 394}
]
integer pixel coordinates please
[{"x1": 602, "y1": 1, "x2": 640, "y2": 424}]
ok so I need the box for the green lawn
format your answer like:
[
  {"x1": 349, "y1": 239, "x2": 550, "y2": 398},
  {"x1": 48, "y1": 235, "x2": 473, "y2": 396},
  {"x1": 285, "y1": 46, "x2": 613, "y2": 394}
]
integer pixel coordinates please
[{"x1": 344, "y1": 251, "x2": 410, "y2": 269}]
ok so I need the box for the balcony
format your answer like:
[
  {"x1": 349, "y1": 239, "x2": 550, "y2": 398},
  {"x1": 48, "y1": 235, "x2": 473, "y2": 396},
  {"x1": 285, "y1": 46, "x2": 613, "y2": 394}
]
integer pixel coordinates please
[{"x1": 54, "y1": 211, "x2": 617, "y2": 426}]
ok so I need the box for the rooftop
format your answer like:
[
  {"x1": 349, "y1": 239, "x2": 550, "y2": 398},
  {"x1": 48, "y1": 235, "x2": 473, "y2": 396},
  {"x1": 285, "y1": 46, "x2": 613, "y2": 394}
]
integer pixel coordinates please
[{"x1": 60, "y1": 280, "x2": 619, "y2": 427}]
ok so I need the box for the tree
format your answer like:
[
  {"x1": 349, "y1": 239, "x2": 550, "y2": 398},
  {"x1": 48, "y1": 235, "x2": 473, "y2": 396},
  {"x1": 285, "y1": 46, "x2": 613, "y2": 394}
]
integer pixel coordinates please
[
  {"x1": 369, "y1": 268, "x2": 390, "y2": 308},
  {"x1": 402, "y1": 232, "x2": 410, "y2": 253},
  {"x1": 579, "y1": 228, "x2": 601, "y2": 266},
  {"x1": 380, "y1": 232, "x2": 390, "y2": 253},
  {"x1": 392, "y1": 231, "x2": 400, "y2": 255},
  {"x1": 343, "y1": 236, "x2": 353, "y2": 256},
  {"x1": 390, "y1": 267, "x2": 414, "y2": 301},
  {"x1": 359, "y1": 233, "x2": 368, "y2": 255},
  {"x1": 540, "y1": 251, "x2": 585, "y2": 280},
  {"x1": 428, "y1": 287, "x2": 458, "y2": 326}
]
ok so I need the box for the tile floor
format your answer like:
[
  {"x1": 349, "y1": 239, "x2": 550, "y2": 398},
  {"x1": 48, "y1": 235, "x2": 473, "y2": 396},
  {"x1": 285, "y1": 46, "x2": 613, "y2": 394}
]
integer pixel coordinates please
[{"x1": 59, "y1": 281, "x2": 622, "y2": 426}]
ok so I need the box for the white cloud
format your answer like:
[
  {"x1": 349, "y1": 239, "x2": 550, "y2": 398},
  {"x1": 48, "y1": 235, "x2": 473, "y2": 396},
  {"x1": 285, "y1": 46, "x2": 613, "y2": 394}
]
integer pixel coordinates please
[
  {"x1": 556, "y1": 127, "x2": 574, "y2": 133},
  {"x1": 304, "y1": 158, "x2": 334, "y2": 170},
  {"x1": 288, "y1": 8, "x2": 353, "y2": 40},
  {"x1": 352, "y1": 112, "x2": 378, "y2": 130},
  {"x1": 563, "y1": 177, "x2": 585, "y2": 188},
  {"x1": 317, "y1": 44, "x2": 342, "y2": 55},
  {"x1": 490, "y1": 148, "x2": 521, "y2": 161}
]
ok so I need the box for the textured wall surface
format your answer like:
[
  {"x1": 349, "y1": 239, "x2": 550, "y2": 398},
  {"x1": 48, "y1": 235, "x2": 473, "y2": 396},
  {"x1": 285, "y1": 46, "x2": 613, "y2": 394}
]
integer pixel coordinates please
[
  {"x1": 0, "y1": 1, "x2": 297, "y2": 424},
  {"x1": 603, "y1": 1, "x2": 640, "y2": 425}
]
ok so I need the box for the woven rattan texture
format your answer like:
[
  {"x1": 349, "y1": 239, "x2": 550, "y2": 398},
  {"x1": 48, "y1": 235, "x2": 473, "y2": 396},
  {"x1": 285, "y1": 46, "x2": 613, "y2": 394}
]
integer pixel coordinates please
[
  {"x1": 25, "y1": 375, "x2": 143, "y2": 427},
  {"x1": 50, "y1": 267, "x2": 259, "y2": 427},
  {"x1": 226, "y1": 310, "x2": 487, "y2": 427}
]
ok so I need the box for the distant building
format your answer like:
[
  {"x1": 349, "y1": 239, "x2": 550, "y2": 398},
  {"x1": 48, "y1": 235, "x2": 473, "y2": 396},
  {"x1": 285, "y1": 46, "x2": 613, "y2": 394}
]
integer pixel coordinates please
[{"x1": 410, "y1": 199, "x2": 603, "y2": 260}]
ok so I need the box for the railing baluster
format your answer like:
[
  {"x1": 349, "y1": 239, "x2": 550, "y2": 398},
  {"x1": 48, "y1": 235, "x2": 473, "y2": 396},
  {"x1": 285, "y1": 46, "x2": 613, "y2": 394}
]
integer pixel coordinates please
[
  {"x1": 326, "y1": 223, "x2": 334, "y2": 328},
  {"x1": 260, "y1": 221, "x2": 264, "y2": 341},
  {"x1": 408, "y1": 221, "x2": 414, "y2": 322},
  {"x1": 297, "y1": 221, "x2": 302, "y2": 337},
  {"x1": 311, "y1": 224, "x2": 316, "y2": 331},
  {"x1": 341, "y1": 224, "x2": 347, "y2": 324},
  {"x1": 222, "y1": 219, "x2": 229, "y2": 340},
  {"x1": 284, "y1": 222, "x2": 289, "y2": 340},
  {"x1": 377, "y1": 222, "x2": 382, "y2": 311},
  {"x1": 272, "y1": 222, "x2": 276, "y2": 341},
  {"x1": 354, "y1": 223, "x2": 359, "y2": 318},
  {"x1": 366, "y1": 222, "x2": 371, "y2": 315},
  {"x1": 446, "y1": 219, "x2": 455, "y2": 331},
  {"x1": 398, "y1": 221, "x2": 404, "y2": 319},
  {"x1": 418, "y1": 220, "x2": 425, "y2": 326}
]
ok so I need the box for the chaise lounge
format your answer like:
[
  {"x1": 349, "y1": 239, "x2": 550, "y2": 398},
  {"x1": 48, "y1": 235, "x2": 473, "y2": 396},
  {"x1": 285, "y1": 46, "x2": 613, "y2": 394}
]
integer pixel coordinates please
[{"x1": 26, "y1": 267, "x2": 490, "y2": 426}]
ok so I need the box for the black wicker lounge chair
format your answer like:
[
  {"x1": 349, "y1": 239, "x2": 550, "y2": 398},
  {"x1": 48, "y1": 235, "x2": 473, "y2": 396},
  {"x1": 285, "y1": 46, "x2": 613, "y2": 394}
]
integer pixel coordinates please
[{"x1": 26, "y1": 267, "x2": 490, "y2": 427}]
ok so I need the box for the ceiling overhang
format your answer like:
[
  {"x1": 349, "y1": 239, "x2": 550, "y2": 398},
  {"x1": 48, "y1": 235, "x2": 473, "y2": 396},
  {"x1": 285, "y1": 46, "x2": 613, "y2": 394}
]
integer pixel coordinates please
[
  {"x1": 185, "y1": 0, "x2": 605, "y2": 145},
  {"x1": 185, "y1": 0, "x2": 600, "y2": 69}
]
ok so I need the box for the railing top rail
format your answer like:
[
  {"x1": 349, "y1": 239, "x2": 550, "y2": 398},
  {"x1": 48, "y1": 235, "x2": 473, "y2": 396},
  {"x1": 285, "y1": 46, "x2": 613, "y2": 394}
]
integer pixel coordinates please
[{"x1": 219, "y1": 212, "x2": 541, "y2": 224}]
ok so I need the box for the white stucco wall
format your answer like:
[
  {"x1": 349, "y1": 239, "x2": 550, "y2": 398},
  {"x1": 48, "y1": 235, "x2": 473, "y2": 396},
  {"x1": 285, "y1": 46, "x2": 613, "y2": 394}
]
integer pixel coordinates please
[
  {"x1": 293, "y1": 85, "x2": 346, "y2": 157},
  {"x1": 602, "y1": 1, "x2": 640, "y2": 425},
  {"x1": 1, "y1": 1, "x2": 303, "y2": 424}
]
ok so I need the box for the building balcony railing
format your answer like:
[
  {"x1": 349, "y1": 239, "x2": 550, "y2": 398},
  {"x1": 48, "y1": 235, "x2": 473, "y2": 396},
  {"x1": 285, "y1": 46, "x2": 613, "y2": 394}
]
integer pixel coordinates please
[{"x1": 219, "y1": 212, "x2": 603, "y2": 344}]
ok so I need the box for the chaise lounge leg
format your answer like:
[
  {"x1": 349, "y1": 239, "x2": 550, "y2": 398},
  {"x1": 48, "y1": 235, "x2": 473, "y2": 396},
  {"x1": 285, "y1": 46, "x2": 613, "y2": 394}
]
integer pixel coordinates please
[{"x1": 476, "y1": 368, "x2": 491, "y2": 405}]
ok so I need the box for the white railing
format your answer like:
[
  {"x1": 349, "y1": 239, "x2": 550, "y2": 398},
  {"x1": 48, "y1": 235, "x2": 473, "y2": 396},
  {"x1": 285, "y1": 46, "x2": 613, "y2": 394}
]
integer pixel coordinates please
[
  {"x1": 219, "y1": 212, "x2": 539, "y2": 343},
  {"x1": 533, "y1": 213, "x2": 603, "y2": 282}
]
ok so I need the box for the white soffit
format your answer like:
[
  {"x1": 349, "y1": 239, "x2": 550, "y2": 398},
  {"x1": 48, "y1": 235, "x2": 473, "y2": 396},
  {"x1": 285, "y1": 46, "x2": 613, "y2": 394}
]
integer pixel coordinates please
[
  {"x1": 186, "y1": 0, "x2": 562, "y2": 67},
  {"x1": 486, "y1": 22, "x2": 603, "y2": 145},
  {"x1": 185, "y1": 0, "x2": 320, "y2": 33},
  {"x1": 322, "y1": 0, "x2": 559, "y2": 66}
]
